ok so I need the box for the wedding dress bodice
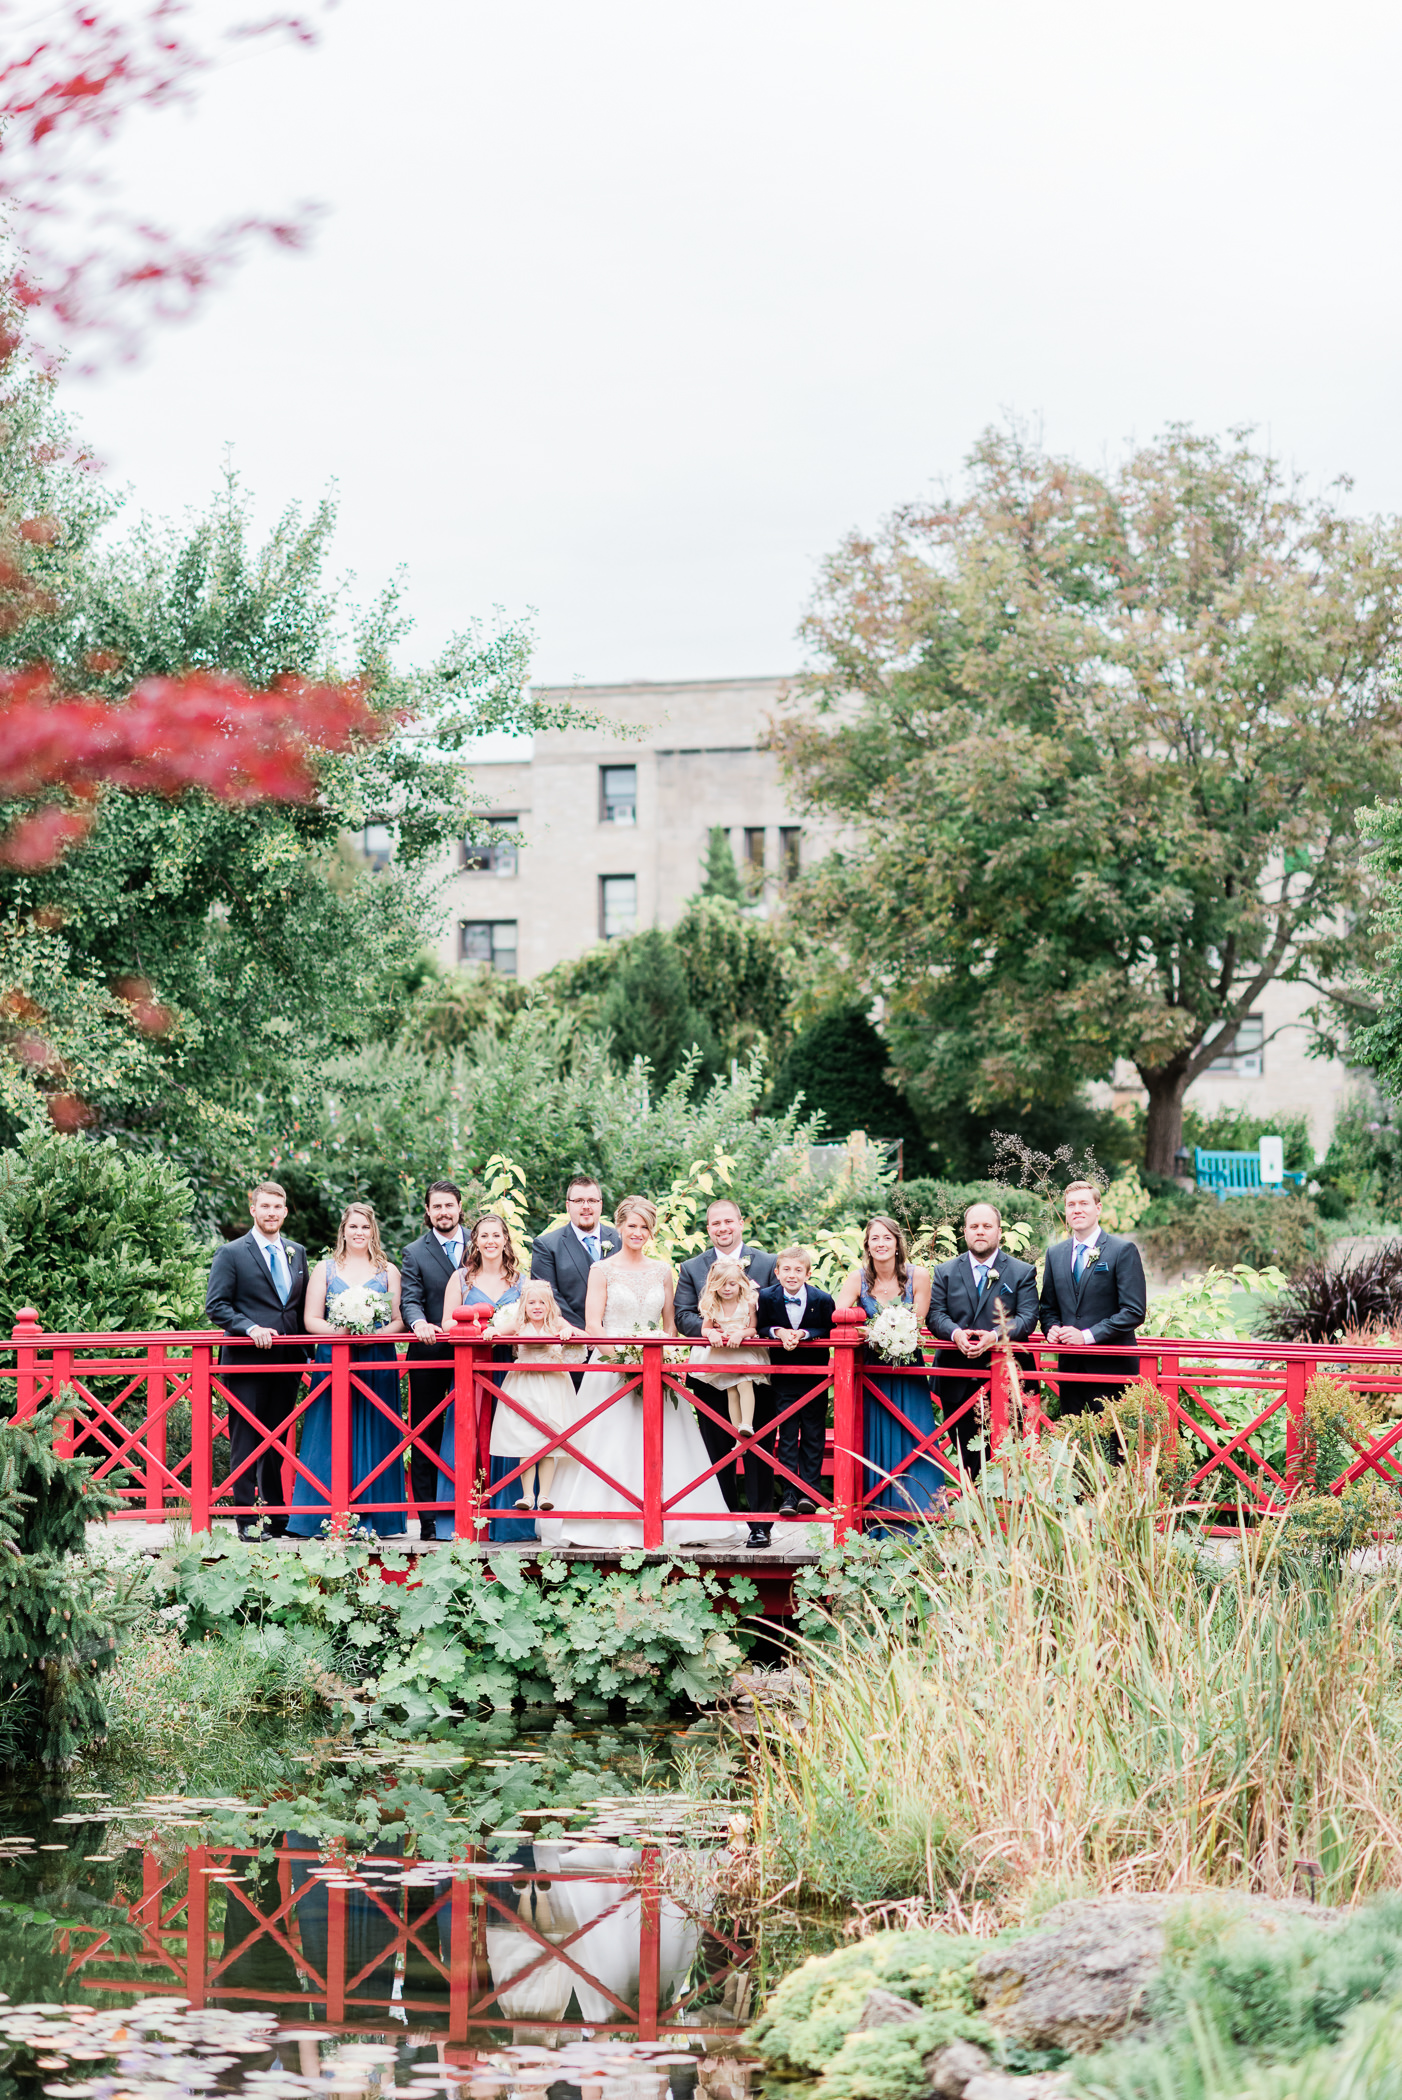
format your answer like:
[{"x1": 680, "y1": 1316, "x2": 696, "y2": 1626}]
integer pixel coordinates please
[{"x1": 599, "y1": 1264, "x2": 667, "y2": 1334}]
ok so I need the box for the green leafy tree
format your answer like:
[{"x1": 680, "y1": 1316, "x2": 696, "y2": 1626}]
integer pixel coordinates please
[
  {"x1": 598, "y1": 928, "x2": 720, "y2": 1089},
  {"x1": 0, "y1": 1123, "x2": 208, "y2": 1334},
  {"x1": 776, "y1": 425, "x2": 1402, "y2": 1174},
  {"x1": 697, "y1": 824, "x2": 745, "y2": 902},
  {"x1": 771, "y1": 1005, "x2": 918, "y2": 1149},
  {"x1": 672, "y1": 895, "x2": 797, "y2": 1069}
]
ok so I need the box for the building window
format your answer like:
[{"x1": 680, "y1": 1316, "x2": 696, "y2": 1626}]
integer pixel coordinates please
[
  {"x1": 601, "y1": 765, "x2": 637, "y2": 825},
  {"x1": 459, "y1": 920, "x2": 518, "y2": 976},
  {"x1": 600, "y1": 875, "x2": 637, "y2": 940},
  {"x1": 362, "y1": 823, "x2": 393, "y2": 871},
  {"x1": 1206, "y1": 1014, "x2": 1265, "y2": 1077},
  {"x1": 461, "y1": 815, "x2": 519, "y2": 875},
  {"x1": 743, "y1": 827, "x2": 766, "y2": 877},
  {"x1": 780, "y1": 826, "x2": 801, "y2": 881}
]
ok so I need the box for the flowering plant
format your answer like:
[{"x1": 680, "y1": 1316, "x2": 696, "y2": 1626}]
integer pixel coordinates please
[
  {"x1": 327, "y1": 1285, "x2": 387, "y2": 1337},
  {"x1": 864, "y1": 1301, "x2": 921, "y2": 1365}
]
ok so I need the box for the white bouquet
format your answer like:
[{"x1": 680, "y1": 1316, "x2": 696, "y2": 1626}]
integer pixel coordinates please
[
  {"x1": 607, "y1": 1324, "x2": 689, "y2": 1366},
  {"x1": 864, "y1": 1301, "x2": 921, "y2": 1365},
  {"x1": 327, "y1": 1285, "x2": 387, "y2": 1337}
]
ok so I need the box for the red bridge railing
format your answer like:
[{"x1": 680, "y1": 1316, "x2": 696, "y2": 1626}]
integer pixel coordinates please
[
  {"x1": 61, "y1": 1839, "x2": 749, "y2": 2045},
  {"x1": 8, "y1": 1305, "x2": 1402, "y2": 1542}
]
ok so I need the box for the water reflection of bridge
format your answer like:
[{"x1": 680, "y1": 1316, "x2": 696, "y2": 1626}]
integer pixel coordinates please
[{"x1": 64, "y1": 1842, "x2": 751, "y2": 2052}]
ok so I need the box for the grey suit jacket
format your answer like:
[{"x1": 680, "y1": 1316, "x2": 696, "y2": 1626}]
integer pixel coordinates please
[
  {"x1": 928, "y1": 1251, "x2": 1039, "y2": 1345},
  {"x1": 1037, "y1": 1233, "x2": 1146, "y2": 1347},
  {"x1": 530, "y1": 1221, "x2": 623, "y2": 1328},
  {"x1": 673, "y1": 1243, "x2": 778, "y2": 1338},
  {"x1": 205, "y1": 1230, "x2": 310, "y2": 1363}
]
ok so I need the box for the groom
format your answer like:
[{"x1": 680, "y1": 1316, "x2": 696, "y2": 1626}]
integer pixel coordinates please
[
  {"x1": 205, "y1": 1180, "x2": 310, "y2": 1541},
  {"x1": 674, "y1": 1198, "x2": 778, "y2": 1545}
]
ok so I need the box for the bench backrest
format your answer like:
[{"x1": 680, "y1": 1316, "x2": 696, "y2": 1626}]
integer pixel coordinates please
[{"x1": 1194, "y1": 1147, "x2": 1263, "y2": 1190}]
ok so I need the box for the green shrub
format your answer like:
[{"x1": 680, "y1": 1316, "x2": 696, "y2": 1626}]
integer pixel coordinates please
[
  {"x1": 0, "y1": 1123, "x2": 208, "y2": 1336},
  {"x1": 887, "y1": 1178, "x2": 1056, "y2": 1250},
  {"x1": 770, "y1": 1007, "x2": 924, "y2": 1160},
  {"x1": 747, "y1": 1930, "x2": 1007, "y2": 2099},
  {"x1": 1138, "y1": 1190, "x2": 1320, "y2": 1274},
  {"x1": 101, "y1": 1620, "x2": 342, "y2": 1763},
  {"x1": 166, "y1": 1537, "x2": 755, "y2": 1721},
  {"x1": 1317, "y1": 1096, "x2": 1402, "y2": 1218}
]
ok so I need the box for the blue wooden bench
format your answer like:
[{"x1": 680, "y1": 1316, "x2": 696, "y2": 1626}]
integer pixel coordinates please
[{"x1": 1194, "y1": 1147, "x2": 1308, "y2": 1202}]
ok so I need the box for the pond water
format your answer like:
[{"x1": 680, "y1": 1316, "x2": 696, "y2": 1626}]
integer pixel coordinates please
[{"x1": 0, "y1": 1774, "x2": 829, "y2": 2100}]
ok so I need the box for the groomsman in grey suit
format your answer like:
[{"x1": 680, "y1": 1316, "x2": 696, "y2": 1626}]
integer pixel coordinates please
[
  {"x1": 400, "y1": 1180, "x2": 468, "y2": 1524},
  {"x1": 530, "y1": 1174, "x2": 622, "y2": 1330},
  {"x1": 928, "y1": 1202, "x2": 1039, "y2": 1479},
  {"x1": 674, "y1": 1198, "x2": 779, "y2": 1541}
]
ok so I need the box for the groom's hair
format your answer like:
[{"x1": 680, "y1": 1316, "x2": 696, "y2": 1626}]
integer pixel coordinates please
[
  {"x1": 249, "y1": 1180, "x2": 286, "y2": 1201},
  {"x1": 423, "y1": 1180, "x2": 463, "y2": 1215}
]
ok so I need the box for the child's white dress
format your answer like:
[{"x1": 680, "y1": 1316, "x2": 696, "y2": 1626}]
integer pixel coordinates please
[
  {"x1": 690, "y1": 1319, "x2": 770, "y2": 1390},
  {"x1": 489, "y1": 1336, "x2": 585, "y2": 1458}
]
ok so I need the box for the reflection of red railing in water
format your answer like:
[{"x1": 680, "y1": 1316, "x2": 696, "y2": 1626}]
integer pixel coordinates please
[
  {"x1": 61, "y1": 1843, "x2": 747, "y2": 2045},
  {"x1": 9, "y1": 1306, "x2": 1402, "y2": 1539}
]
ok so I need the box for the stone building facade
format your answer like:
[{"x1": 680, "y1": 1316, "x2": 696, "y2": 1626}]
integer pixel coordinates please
[{"x1": 404, "y1": 673, "x2": 1362, "y2": 1161}]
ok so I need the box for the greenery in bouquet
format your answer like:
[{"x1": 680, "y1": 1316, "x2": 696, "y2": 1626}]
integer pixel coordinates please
[
  {"x1": 325, "y1": 1283, "x2": 387, "y2": 1336},
  {"x1": 863, "y1": 1301, "x2": 921, "y2": 1365}
]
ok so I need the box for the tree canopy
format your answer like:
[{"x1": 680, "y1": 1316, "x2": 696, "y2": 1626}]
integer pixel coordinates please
[{"x1": 773, "y1": 425, "x2": 1402, "y2": 1172}]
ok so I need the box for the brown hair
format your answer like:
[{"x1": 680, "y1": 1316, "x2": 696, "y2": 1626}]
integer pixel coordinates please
[
  {"x1": 333, "y1": 1202, "x2": 388, "y2": 1273},
  {"x1": 566, "y1": 1174, "x2": 602, "y2": 1199},
  {"x1": 494, "y1": 1278, "x2": 572, "y2": 1338},
  {"x1": 697, "y1": 1256, "x2": 758, "y2": 1324},
  {"x1": 1063, "y1": 1180, "x2": 1102, "y2": 1205},
  {"x1": 775, "y1": 1245, "x2": 813, "y2": 1270},
  {"x1": 249, "y1": 1180, "x2": 287, "y2": 1202},
  {"x1": 614, "y1": 1194, "x2": 658, "y2": 1234},
  {"x1": 463, "y1": 1212, "x2": 521, "y2": 1285},
  {"x1": 964, "y1": 1201, "x2": 1002, "y2": 1227},
  {"x1": 860, "y1": 1214, "x2": 911, "y2": 1294}
]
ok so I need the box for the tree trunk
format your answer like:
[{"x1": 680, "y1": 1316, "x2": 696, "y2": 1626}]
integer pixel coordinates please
[{"x1": 1142, "y1": 1069, "x2": 1191, "y2": 1178}]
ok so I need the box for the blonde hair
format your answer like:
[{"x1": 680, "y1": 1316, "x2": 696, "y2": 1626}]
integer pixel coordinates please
[
  {"x1": 614, "y1": 1194, "x2": 658, "y2": 1234},
  {"x1": 494, "y1": 1279, "x2": 572, "y2": 1338},
  {"x1": 775, "y1": 1245, "x2": 813, "y2": 1271},
  {"x1": 333, "y1": 1202, "x2": 388, "y2": 1273},
  {"x1": 698, "y1": 1256, "x2": 758, "y2": 1324}
]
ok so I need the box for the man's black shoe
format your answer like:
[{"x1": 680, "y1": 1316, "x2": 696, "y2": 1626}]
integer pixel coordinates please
[
  {"x1": 778, "y1": 1497, "x2": 799, "y2": 1517},
  {"x1": 262, "y1": 1519, "x2": 288, "y2": 1538},
  {"x1": 746, "y1": 1525, "x2": 771, "y2": 1548},
  {"x1": 797, "y1": 1495, "x2": 818, "y2": 1516},
  {"x1": 237, "y1": 1521, "x2": 263, "y2": 1542}
]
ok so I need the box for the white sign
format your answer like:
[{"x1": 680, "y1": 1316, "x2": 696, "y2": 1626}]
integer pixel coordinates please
[{"x1": 1259, "y1": 1135, "x2": 1285, "y2": 1186}]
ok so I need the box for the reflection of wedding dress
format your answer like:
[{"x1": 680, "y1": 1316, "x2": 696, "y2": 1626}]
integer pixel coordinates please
[
  {"x1": 485, "y1": 1884, "x2": 572, "y2": 2024},
  {"x1": 532, "y1": 1844, "x2": 702, "y2": 2024},
  {"x1": 537, "y1": 1265, "x2": 746, "y2": 1547}
]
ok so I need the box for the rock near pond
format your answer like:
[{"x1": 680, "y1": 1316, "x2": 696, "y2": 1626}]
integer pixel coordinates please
[{"x1": 971, "y1": 1891, "x2": 1339, "y2": 2054}]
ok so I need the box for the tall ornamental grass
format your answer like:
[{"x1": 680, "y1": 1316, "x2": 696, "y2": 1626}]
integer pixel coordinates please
[{"x1": 746, "y1": 1448, "x2": 1402, "y2": 1916}]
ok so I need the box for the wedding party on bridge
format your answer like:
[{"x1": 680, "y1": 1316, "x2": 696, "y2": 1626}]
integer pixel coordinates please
[{"x1": 197, "y1": 1171, "x2": 1151, "y2": 1553}]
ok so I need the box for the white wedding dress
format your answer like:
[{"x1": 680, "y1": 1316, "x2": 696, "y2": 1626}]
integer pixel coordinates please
[{"x1": 537, "y1": 1262, "x2": 747, "y2": 1548}]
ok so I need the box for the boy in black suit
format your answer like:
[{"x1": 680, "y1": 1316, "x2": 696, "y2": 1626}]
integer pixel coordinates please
[
  {"x1": 1037, "y1": 1180, "x2": 1148, "y2": 1436},
  {"x1": 928, "y1": 1202, "x2": 1039, "y2": 1478},
  {"x1": 205, "y1": 1180, "x2": 310, "y2": 1540},
  {"x1": 756, "y1": 1247, "x2": 835, "y2": 1517}
]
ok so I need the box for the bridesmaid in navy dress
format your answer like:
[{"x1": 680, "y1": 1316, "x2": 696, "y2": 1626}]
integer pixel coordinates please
[
  {"x1": 289, "y1": 1202, "x2": 408, "y2": 1538},
  {"x1": 837, "y1": 1215, "x2": 940, "y2": 1529},
  {"x1": 433, "y1": 1213, "x2": 531, "y2": 1543}
]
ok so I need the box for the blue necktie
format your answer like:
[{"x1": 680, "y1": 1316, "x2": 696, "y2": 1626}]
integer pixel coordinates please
[
  {"x1": 267, "y1": 1240, "x2": 290, "y2": 1303},
  {"x1": 585, "y1": 1234, "x2": 600, "y2": 1262},
  {"x1": 441, "y1": 1235, "x2": 462, "y2": 1268},
  {"x1": 1073, "y1": 1243, "x2": 1090, "y2": 1284},
  {"x1": 973, "y1": 1264, "x2": 988, "y2": 1294}
]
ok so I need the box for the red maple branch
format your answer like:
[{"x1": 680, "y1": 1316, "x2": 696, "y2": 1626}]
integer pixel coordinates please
[{"x1": 0, "y1": 667, "x2": 385, "y2": 866}]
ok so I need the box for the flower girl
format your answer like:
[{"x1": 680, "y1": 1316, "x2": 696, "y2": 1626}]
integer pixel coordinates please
[
  {"x1": 691, "y1": 1257, "x2": 769, "y2": 1435},
  {"x1": 485, "y1": 1279, "x2": 584, "y2": 1511}
]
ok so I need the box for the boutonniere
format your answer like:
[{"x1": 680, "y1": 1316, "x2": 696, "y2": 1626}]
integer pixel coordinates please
[{"x1": 988, "y1": 1269, "x2": 1000, "y2": 1286}]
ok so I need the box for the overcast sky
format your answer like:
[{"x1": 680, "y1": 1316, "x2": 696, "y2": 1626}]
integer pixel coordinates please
[{"x1": 69, "y1": 0, "x2": 1402, "y2": 689}]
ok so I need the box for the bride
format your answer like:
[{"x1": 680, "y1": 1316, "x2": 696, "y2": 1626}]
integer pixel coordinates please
[{"x1": 537, "y1": 1195, "x2": 747, "y2": 1548}]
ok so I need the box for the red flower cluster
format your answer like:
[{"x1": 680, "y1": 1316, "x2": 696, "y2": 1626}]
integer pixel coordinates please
[{"x1": 0, "y1": 667, "x2": 385, "y2": 866}]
